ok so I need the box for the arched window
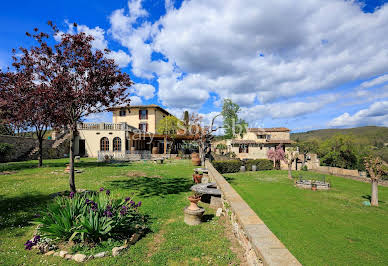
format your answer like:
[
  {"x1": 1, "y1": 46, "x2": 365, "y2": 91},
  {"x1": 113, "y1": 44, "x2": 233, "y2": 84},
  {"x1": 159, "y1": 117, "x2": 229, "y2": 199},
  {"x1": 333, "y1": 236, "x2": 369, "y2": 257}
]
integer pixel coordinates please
[
  {"x1": 113, "y1": 137, "x2": 122, "y2": 151},
  {"x1": 100, "y1": 137, "x2": 109, "y2": 151}
]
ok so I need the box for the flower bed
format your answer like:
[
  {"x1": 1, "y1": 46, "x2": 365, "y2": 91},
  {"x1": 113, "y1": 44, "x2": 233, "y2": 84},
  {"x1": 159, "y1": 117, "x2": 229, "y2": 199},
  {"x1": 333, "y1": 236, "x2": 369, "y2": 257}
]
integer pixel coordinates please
[{"x1": 24, "y1": 188, "x2": 148, "y2": 261}]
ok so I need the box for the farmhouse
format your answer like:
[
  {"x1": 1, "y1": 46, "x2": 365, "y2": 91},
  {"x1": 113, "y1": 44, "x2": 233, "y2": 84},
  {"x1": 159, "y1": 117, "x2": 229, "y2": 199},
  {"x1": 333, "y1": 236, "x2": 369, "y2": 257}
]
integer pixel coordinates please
[
  {"x1": 216, "y1": 127, "x2": 294, "y2": 160},
  {"x1": 57, "y1": 104, "x2": 193, "y2": 160}
]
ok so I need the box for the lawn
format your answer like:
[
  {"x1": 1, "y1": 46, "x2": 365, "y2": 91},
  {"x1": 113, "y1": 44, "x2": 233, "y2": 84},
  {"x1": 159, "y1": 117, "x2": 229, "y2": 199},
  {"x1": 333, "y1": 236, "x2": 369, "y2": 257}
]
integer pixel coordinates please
[
  {"x1": 0, "y1": 158, "x2": 242, "y2": 265},
  {"x1": 224, "y1": 170, "x2": 388, "y2": 266}
]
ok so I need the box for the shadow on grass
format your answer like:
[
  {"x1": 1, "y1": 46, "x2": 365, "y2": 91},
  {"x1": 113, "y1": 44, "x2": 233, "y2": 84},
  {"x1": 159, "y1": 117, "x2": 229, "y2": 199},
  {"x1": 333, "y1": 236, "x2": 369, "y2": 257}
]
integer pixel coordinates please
[
  {"x1": 224, "y1": 176, "x2": 236, "y2": 184},
  {"x1": 361, "y1": 195, "x2": 386, "y2": 204},
  {"x1": 109, "y1": 177, "x2": 193, "y2": 198},
  {"x1": 202, "y1": 214, "x2": 214, "y2": 223},
  {"x1": 0, "y1": 160, "x2": 130, "y2": 172},
  {"x1": 0, "y1": 193, "x2": 52, "y2": 231}
]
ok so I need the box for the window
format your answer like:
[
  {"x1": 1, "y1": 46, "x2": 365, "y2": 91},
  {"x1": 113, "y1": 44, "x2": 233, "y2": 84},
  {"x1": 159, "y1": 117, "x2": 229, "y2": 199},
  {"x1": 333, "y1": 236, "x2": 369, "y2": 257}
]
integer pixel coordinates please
[
  {"x1": 257, "y1": 134, "x2": 266, "y2": 139},
  {"x1": 266, "y1": 135, "x2": 271, "y2": 140},
  {"x1": 113, "y1": 137, "x2": 122, "y2": 151},
  {"x1": 100, "y1": 137, "x2": 109, "y2": 151},
  {"x1": 139, "y1": 109, "x2": 148, "y2": 120},
  {"x1": 119, "y1": 109, "x2": 126, "y2": 116},
  {"x1": 139, "y1": 123, "x2": 148, "y2": 132},
  {"x1": 239, "y1": 144, "x2": 249, "y2": 153}
]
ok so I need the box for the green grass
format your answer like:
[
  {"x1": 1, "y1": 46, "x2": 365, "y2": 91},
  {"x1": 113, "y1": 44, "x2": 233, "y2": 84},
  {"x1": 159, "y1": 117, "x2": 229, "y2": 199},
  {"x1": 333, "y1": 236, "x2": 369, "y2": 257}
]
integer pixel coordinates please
[
  {"x1": 0, "y1": 158, "x2": 240, "y2": 265},
  {"x1": 225, "y1": 170, "x2": 388, "y2": 266}
]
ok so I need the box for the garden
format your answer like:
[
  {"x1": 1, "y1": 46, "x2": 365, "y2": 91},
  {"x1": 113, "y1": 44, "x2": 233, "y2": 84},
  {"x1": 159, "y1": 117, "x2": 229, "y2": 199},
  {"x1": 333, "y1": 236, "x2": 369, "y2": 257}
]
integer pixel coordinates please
[
  {"x1": 0, "y1": 158, "x2": 244, "y2": 265},
  {"x1": 225, "y1": 170, "x2": 388, "y2": 265}
]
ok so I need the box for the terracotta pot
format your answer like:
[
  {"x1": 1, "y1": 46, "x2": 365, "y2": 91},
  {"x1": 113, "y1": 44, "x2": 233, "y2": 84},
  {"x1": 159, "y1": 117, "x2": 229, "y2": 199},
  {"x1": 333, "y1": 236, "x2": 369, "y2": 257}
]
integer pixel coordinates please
[
  {"x1": 64, "y1": 164, "x2": 70, "y2": 173},
  {"x1": 191, "y1": 153, "x2": 201, "y2": 166},
  {"x1": 188, "y1": 196, "x2": 201, "y2": 210},
  {"x1": 152, "y1": 147, "x2": 158, "y2": 154},
  {"x1": 193, "y1": 173, "x2": 203, "y2": 184},
  {"x1": 311, "y1": 184, "x2": 317, "y2": 191}
]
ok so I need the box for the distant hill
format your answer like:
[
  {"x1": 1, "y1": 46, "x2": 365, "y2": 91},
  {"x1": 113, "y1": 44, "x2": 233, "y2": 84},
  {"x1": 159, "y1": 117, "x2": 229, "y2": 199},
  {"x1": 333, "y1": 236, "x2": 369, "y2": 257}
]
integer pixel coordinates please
[
  {"x1": 291, "y1": 126, "x2": 388, "y2": 145},
  {"x1": 291, "y1": 126, "x2": 388, "y2": 162}
]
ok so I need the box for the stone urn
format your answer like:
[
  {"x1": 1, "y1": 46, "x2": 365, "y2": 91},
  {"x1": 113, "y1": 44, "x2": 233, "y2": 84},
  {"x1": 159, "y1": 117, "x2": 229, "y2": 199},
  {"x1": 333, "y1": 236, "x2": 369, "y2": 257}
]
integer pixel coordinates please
[
  {"x1": 191, "y1": 152, "x2": 201, "y2": 166},
  {"x1": 193, "y1": 173, "x2": 203, "y2": 184},
  {"x1": 187, "y1": 195, "x2": 201, "y2": 210},
  {"x1": 64, "y1": 164, "x2": 71, "y2": 173},
  {"x1": 252, "y1": 165, "x2": 257, "y2": 171},
  {"x1": 184, "y1": 195, "x2": 205, "y2": 225}
]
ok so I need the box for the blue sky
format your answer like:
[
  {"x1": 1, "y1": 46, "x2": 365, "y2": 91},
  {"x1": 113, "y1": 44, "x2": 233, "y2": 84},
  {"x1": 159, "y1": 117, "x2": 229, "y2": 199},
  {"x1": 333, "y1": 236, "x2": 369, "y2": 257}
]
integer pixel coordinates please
[{"x1": 1, "y1": 0, "x2": 388, "y2": 132}]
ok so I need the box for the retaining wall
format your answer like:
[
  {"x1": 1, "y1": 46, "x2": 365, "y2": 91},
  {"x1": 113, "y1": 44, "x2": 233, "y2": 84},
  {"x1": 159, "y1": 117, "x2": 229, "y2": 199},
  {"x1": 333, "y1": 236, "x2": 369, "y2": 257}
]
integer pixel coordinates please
[
  {"x1": 206, "y1": 161, "x2": 301, "y2": 266},
  {"x1": 0, "y1": 135, "x2": 68, "y2": 162}
]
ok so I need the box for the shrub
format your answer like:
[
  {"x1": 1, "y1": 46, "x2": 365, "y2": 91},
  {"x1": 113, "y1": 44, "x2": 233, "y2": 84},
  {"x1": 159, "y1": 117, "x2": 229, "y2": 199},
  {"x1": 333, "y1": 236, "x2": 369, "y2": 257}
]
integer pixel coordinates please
[
  {"x1": 245, "y1": 159, "x2": 273, "y2": 171},
  {"x1": 212, "y1": 160, "x2": 243, "y2": 173},
  {"x1": 31, "y1": 188, "x2": 147, "y2": 244},
  {"x1": 301, "y1": 165, "x2": 308, "y2": 171},
  {"x1": 0, "y1": 143, "x2": 13, "y2": 162}
]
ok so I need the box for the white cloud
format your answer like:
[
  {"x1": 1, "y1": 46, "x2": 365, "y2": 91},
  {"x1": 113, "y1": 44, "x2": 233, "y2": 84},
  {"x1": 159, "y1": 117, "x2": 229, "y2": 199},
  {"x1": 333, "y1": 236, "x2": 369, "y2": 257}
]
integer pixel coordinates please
[
  {"x1": 85, "y1": 112, "x2": 112, "y2": 123},
  {"x1": 108, "y1": 0, "x2": 388, "y2": 111},
  {"x1": 360, "y1": 74, "x2": 388, "y2": 88},
  {"x1": 328, "y1": 101, "x2": 388, "y2": 127},
  {"x1": 57, "y1": 22, "x2": 131, "y2": 68},
  {"x1": 106, "y1": 50, "x2": 131, "y2": 68},
  {"x1": 131, "y1": 83, "x2": 155, "y2": 99},
  {"x1": 129, "y1": 95, "x2": 142, "y2": 105}
]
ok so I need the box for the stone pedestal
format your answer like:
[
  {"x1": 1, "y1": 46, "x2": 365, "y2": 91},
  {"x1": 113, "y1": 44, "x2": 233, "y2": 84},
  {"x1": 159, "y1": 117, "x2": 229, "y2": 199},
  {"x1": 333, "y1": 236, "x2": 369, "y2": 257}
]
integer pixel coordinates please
[{"x1": 184, "y1": 207, "x2": 205, "y2": 225}]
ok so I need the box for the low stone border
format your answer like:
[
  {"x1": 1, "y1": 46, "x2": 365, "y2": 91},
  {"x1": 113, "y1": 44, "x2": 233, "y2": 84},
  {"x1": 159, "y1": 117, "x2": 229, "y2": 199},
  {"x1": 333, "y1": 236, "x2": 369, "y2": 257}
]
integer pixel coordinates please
[
  {"x1": 310, "y1": 169, "x2": 388, "y2": 187},
  {"x1": 206, "y1": 161, "x2": 301, "y2": 266},
  {"x1": 33, "y1": 232, "x2": 142, "y2": 263}
]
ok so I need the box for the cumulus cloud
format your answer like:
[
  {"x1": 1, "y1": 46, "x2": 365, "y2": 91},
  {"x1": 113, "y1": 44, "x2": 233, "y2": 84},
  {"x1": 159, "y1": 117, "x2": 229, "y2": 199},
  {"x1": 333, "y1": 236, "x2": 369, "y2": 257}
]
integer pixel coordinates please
[
  {"x1": 56, "y1": 22, "x2": 131, "y2": 68},
  {"x1": 129, "y1": 95, "x2": 142, "y2": 105},
  {"x1": 108, "y1": 0, "x2": 388, "y2": 111},
  {"x1": 131, "y1": 83, "x2": 155, "y2": 99},
  {"x1": 328, "y1": 101, "x2": 388, "y2": 127}
]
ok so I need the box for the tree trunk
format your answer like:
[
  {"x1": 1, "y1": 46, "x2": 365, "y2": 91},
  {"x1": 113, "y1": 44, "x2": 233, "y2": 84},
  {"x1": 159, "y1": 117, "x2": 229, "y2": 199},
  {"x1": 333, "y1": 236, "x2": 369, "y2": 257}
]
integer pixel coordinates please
[
  {"x1": 288, "y1": 163, "x2": 292, "y2": 179},
  {"x1": 38, "y1": 136, "x2": 43, "y2": 167},
  {"x1": 273, "y1": 159, "x2": 275, "y2": 168},
  {"x1": 371, "y1": 180, "x2": 379, "y2": 206},
  {"x1": 69, "y1": 130, "x2": 76, "y2": 192}
]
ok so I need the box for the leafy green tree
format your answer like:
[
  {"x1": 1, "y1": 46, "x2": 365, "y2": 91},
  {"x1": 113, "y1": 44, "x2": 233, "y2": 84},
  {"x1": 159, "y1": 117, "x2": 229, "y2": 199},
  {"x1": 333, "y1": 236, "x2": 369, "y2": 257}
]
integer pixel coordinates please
[
  {"x1": 157, "y1": 115, "x2": 182, "y2": 154},
  {"x1": 221, "y1": 99, "x2": 247, "y2": 139},
  {"x1": 364, "y1": 156, "x2": 386, "y2": 206},
  {"x1": 318, "y1": 135, "x2": 360, "y2": 169}
]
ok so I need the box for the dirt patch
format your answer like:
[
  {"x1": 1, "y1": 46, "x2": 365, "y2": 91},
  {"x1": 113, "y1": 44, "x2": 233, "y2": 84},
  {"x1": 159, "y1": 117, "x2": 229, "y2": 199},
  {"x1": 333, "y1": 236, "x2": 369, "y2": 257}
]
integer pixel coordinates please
[
  {"x1": 0, "y1": 171, "x2": 18, "y2": 175},
  {"x1": 127, "y1": 171, "x2": 148, "y2": 178},
  {"x1": 146, "y1": 218, "x2": 176, "y2": 259},
  {"x1": 219, "y1": 215, "x2": 249, "y2": 266}
]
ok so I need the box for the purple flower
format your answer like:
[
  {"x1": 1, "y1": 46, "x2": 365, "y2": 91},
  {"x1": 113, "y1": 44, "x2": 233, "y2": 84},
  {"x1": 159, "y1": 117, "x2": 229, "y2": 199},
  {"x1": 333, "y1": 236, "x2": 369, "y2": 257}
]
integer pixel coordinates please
[
  {"x1": 69, "y1": 192, "x2": 75, "y2": 199},
  {"x1": 85, "y1": 198, "x2": 90, "y2": 204},
  {"x1": 106, "y1": 190, "x2": 110, "y2": 196},
  {"x1": 106, "y1": 205, "x2": 112, "y2": 210},
  {"x1": 137, "y1": 201, "x2": 142, "y2": 207},
  {"x1": 99, "y1": 187, "x2": 104, "y2": 192},
  {"x1": 33, "y1": 235, "x2": 40, "y2": 244},
  {"x1": 104, "y1": 210, "x2": 113, "y2": 217},
  {"x1": 125, "y1": 197, "x2": 131, "y2": 202},
  {"x1": 24, "y1": 240, "x2": 34, "y2": 250}
]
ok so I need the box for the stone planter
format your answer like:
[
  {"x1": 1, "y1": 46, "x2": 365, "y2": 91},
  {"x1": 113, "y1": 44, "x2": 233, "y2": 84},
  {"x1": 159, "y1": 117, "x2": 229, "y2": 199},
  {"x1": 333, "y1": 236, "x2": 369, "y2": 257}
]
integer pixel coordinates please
[
  {"x1": 240, "y1": 165, "x2": 246, "y2": 172},
  {"x1": 184, "y1": 206, "x2": 205, "y2": 225},
  {"x1": 252, "y1": 165, "x2": 257, "y2": 171},
  {"x1": 187, "y1": 196, "x2": 201, "y2": 210}
]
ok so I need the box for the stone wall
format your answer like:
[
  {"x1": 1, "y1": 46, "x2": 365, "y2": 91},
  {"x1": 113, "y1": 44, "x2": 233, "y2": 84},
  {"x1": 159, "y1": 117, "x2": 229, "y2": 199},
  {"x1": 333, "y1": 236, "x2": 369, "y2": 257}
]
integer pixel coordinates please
[
  {"x1": 0, "y1": 135, "x2": 68, "y2": 162},
  {"x1": 206, "y1": 161, "x2": 301, "y2": 266}
]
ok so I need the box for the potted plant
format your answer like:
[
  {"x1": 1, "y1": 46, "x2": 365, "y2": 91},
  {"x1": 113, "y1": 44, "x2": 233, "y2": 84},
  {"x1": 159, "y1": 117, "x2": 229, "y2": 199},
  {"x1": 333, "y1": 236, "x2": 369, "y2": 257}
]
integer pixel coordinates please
[
  {"x1": 187, "y1": 192, "x2": 202, "y2": 210},
  {"x1": 193, "y1": 170, "x2": 203, "y2": 184},
  {"x1": 311, "y1": 183, "x2": 317, "y2": 191}
]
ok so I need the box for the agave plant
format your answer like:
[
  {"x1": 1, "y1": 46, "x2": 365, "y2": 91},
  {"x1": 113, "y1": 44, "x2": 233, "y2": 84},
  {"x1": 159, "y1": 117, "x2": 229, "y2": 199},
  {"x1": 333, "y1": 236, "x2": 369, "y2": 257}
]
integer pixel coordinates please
[{"x1": 32, "y1": 188, "x2": 146, "y2": 244}]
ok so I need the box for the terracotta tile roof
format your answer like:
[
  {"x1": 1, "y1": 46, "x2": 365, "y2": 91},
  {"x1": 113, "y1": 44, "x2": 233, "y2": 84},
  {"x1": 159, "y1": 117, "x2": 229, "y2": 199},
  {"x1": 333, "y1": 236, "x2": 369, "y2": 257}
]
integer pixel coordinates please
[
  {"x1": 248, "y1": 127, "x2": 290, "y2": 132},
  {"x1": 231, "y1": 140, "x2": 259, "y2": 144},
  {"x1": 231, "y1": 139, "x2": 294, "y2": 145}
]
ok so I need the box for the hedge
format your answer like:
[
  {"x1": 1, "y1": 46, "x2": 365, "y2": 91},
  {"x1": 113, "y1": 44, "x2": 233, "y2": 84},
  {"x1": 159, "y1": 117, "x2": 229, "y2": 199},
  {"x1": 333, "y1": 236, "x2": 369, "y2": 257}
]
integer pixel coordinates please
[
  {"x1": 212, "y1": 160, "x2": 243, "y2": 174},
  {"x1": 245, "y1": 159, "x2": 273, "y2": 171}
]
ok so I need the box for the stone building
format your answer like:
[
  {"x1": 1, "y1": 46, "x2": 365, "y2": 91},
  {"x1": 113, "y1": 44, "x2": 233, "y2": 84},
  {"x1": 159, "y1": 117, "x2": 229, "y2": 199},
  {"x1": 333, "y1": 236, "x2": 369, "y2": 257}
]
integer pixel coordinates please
[{"x1": 57, "y1": 104, "x2": 193, "y2": 160}]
